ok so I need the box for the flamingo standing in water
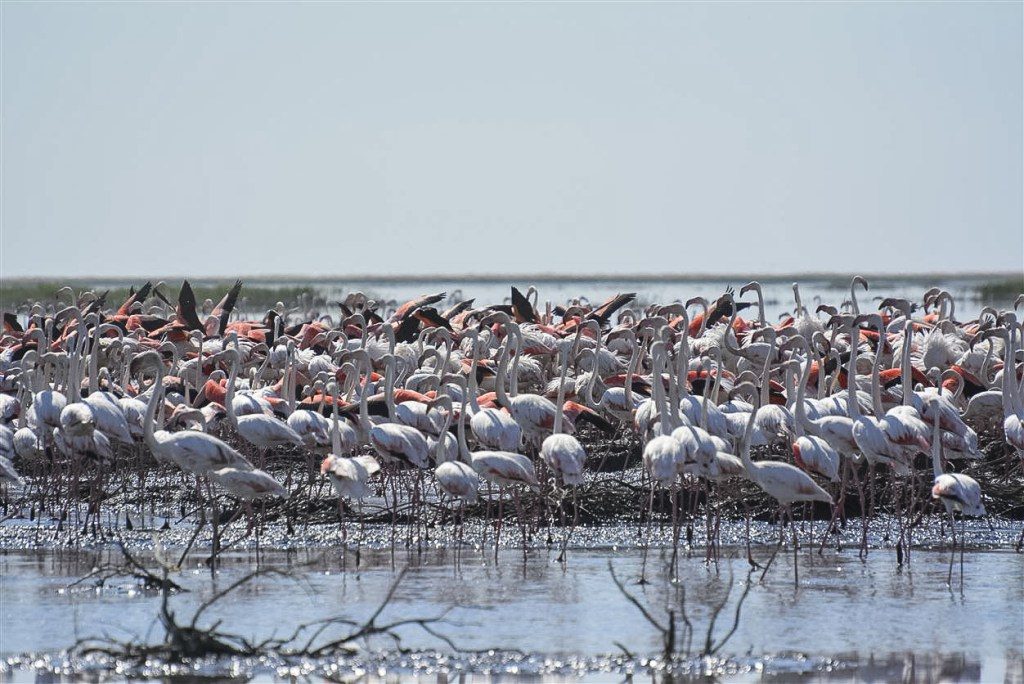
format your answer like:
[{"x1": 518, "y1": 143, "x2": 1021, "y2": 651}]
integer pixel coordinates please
[
  {"x1": 467, "y1": 366, "x2": 539, "y2": 559},
  {"x1": 978, "y1": 323, "x2": 1024, "y2": 454},
  {"x1": 435, "y1": 395, "x2": 481, "y2": 550},
  {"x1": 319, "y1": 362, "x2": 381, "y2": 506},
  {"x1": 540, "y1": 333, "x2": 590, "y2": 561},
  {"x1": 738, "y1": 394, "x2": 832, "y2": 586},
  {"x1": 485, "y1": 314, "x2": 561, "y2": 449},
  {"x1": 541, "y1": 328, "x2": 588, "y2": 487},
  {"x1": 786, "y1": 358, "x2": 840, "y2": 484},
  {"x1": 641, "y1": 340, "x2": 688, "y2": 569},
  {"x1": 368, "y1": 355, "x2": 431, "y2": 469},
  {"x1": 131, "y1": 352, "x2": 253, "y2": 475},
  {"x1": 209, "y1": 466, "x2": 287, "y2": 539},
  {"x1": 467, "y1": 336, "x2": 522, "y2": 451},
  {"x1": 321, "y1": 449, "x2": 381, "y2": 544},
  {"x1": 928, "y1": 397, "x2": 985, "y2": 587},
  {"x1": 434, "y1": 398, "x2": 479, "y2": 503},
  {"x1": 131, "y1": 350, "x2": 254, "y2": 560},
  {"x1": 224, "y1": 348, "x2": 304, "y2": 458}
]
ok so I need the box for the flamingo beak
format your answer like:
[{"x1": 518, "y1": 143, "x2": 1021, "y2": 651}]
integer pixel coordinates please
[{"x1": 320, "y1": 456, "x2": 333, "y2": 475}]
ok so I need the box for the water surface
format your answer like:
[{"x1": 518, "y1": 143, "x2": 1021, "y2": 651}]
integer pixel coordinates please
[{"x1": 2, "y1": 546, "x2": 1021, "y2": 680}]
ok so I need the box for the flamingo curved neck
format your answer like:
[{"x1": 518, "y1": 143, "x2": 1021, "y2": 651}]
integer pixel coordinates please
[
  {"x1": 709, "y1": 348, "x2": 724, "y2": 413},
  {"x1": 285, "y1": 348, "x2": 296, "y2": 412},
  {"x1": 652, "y1": 347, "x2": 671, "y2": 436},
  {"x1": 584, "y1": 332, "x2": 602, "y2": 407},
  {"x1": 467, "y1": 341, "x2": 483, "y2": 415},
  {"x1": 142, "y1": 362, "x2": 165, "y2": 453},
  {"x1": 89, "y1": 320, "x2": 100, "y2": 394},
  {"x1": 358, "y1": 358, "x2": 371, "y2": 440},
  {"x1": 383, "y1": 357, "x2": 397, "y2": 421},
  {"x1": 930, "y1": 409, "x2": 942, "y2": 478},
  {"x1": 739, "y1": 412, "x2": 757, "y2": 474},
  {"x1": 435, "y1": 400, "x2": 453, "y2": 461},
  {"x1": 782, "y1": 360, "x2": 796, "y2": 411},
  {"x1": 552, "y1": 347, "x2": 572, "y2": 435},
  {"x1": 328, "y1": 387, "x2": 342, "y2": 453},
  {"x1": 494, "y1": 339, "x2": 512, "y2": 408},
  {"x1": 674, "y1": 328, "x2": 689, "y2": 409},
  {"x1": 226, "y1": 354, "x2": 240, "y2": 428},
  {"x1": 901, "y1": 321, "x2": 914, "y2": 406},
  {"x1": 869, "y1": 332, "x2": 884, "y2": 416},
  {"x1": 623, "y1": 339, "x2": 640, "y2": 412},
  {"x1": 1001, "y1": 329, "x2": 1020, "y2": 415},
  {"x1": 508, "y1": 327, "x2": 523, "y2": 398},
  {"x1": 794, "y1": 349, "x2": 813, "y2": 437},
  {"x1": 456, "y1": 397, "x2": 472, "y2": 463},
  {"x1": 847, "y1": 332, "x2": 861, "y2": 419},
  {"x1": 758, "y1": 340, "x2": 772, "y2": 408}
]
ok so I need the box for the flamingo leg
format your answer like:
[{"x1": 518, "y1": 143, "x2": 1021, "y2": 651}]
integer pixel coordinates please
[
  {"x1": 959, "y1": 514, "x2": 966, "y2": 594},
  {"x1": 947, "y1": 508, "x2": 956, "y2": 587},
  {"x1": 494, "y1": 486, "x2": 504, "y2": 562},
  {"x1": 820, "y1": 461, "x2": 849, "y2": 555},
  {"x1": 760, "y1": 505, "x2": 786, "y2": 582},
  {"x1": 639, "y1": 480, "x2": 655, "y2": 584},
  {"x1": 790, "y1": 505, "x2": 799, "y2": 588}
]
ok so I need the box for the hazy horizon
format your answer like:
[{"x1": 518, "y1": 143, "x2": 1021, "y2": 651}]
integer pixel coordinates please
[
  {"x1": 3, "y1": 2, "x2": 1022, "y2": 279},
  {"x1": 2, "y1": 270, "x2": 1017, "y2": 286}
]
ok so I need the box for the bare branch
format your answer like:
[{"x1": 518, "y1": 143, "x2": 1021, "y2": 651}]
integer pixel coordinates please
[
  {"x1": 710, "y1": 566, "x2": 755, "y2": 655},
  {"x1": 608, "y1": 560, "x2": 667, "y2": 634}
]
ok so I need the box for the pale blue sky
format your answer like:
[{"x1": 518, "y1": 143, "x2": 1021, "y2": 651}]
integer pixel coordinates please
[{"x1": 2, "y1": 2, "x2": 1021, "y2": 279}]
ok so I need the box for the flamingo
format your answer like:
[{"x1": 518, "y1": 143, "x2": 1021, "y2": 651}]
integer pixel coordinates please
[
  {"x1": 434, "y1": 396, "x2": 480, "y2": 504},
  {"x1": 287, "y1": 407, "x2": 332, "y2": 451},
  {"x1": 368, "y1": 355, "x2": 431, "y2": 469},
  {"x1": 977, "y1": 324, "x2": 1024, "y2": 454},
  {"x1": 211, "y1": 467, "x2": 287, "y2": 499},
  {"x1": 468, "y1": 337, "x2": 522, "y2": 451},
  {"x1": 541, "y1": 329, "x2": 588, "y2": 487},
  {"x1": 321, "y1": 453, "x2": 381, "y2": 501},
  {"x1": 470, "y1": 448, "x2": 538, "y2": 489},
  {"x1": 1, "y1": 455, "x2": 23, "y2": 485},
  {"x1": 845, "y1": 322, "x2": 913, "y2": 476},
  {"x1": 637, "y1": 341, "x2": 690, "y2": 565},
  {"x1": 785, "y1": 359, "x2": 840, "y2": 483},
  {"x1": 497, "y1": 323, "x2": 562, "y2": 449},
  {"x1": 855, "y1": 315, "x2": 931, "y2": 459},
  {"x1": 598, "y1": 329, "x2": 643, "y2": 426},
  {"x1": 928, "y1": 398, "x2": 985, "y2": 586},
  {"x1": 83, "y1": 316, "x2": 133, "y2": 443},
  {"x1": 130, "y1": 351, "x2": 253, "y2": 474},
  {"x1": 466, "y1": 374, "x2": 538, "y2": 556},
  {"x1": 225, "y1": 348, "x2": 304, "y2": 452},
  {"x1": 737, "y1": 396, "x2": 832, "y2": 584}
]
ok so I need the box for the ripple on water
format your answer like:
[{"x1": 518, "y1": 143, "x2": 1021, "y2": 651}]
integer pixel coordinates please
[{"x1": 1, "y1": 545, "x2": 1021, "y2": 681}]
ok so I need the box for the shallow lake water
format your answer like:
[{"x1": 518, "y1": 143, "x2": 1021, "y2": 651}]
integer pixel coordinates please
[
  {"x1": 83, "y1": 274, "x2": 1000, "y2": 322},
  {"x1": 2, "y1": 544, "x2": 1022, "y2": 681}
]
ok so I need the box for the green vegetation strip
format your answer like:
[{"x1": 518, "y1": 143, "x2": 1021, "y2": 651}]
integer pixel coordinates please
[{"x1": 977, "y1": 277, "x2": 1024, "y2": 302}]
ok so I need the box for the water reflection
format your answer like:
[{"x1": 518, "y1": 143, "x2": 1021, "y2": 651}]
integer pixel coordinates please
[{"x1": 1, "y1": 547, "x2": 1021, "y2": 682}]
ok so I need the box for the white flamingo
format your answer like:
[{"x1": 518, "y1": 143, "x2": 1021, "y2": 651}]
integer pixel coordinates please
[
  {"x1": 130, "y1": 351, "x2": 253, "y2": 474},
  {"x1": 541, "y1": 337, "x2": 587, "y2": 487}
]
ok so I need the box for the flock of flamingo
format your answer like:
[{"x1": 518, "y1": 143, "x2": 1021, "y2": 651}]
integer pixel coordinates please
[{"x1": 0, "y1": 278, "x2": 1021, "y2": 572}]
